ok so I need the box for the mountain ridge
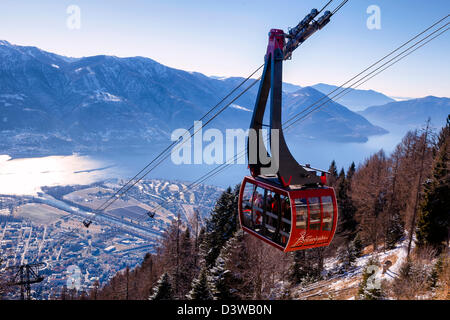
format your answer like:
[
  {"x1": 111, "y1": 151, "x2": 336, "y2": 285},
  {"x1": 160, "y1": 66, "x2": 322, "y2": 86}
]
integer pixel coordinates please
[
  {"x1": 312, "y1": 82, "x2": 395, "y2": 111},
  {"x1": 359, "y1": 96, "x2": 450, "y2": 128},
  {"x1": 0, "y1": 40, "x2": 391, "y2": 156}
]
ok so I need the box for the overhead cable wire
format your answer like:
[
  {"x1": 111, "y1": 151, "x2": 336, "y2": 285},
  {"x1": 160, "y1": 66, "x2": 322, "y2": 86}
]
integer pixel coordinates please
[
  {"x1": 350, "y1": 26, "x2": 450, "y2": 91},
  {"x1": 93, "y1": 65, "x2": 264, "y2": 213},
  {"x1": 87, "y1": 1, "x2": 350, "y2": 223},
  {"x1": 94, "y1": 12, "x2": 448, "y2": 223},
  {"x1": 283, "y1": 14, "x2": 449, "y2": 128},
  {"x1": 165, "y1": 16, "x2": 450, "y2": 206},
  {"x1": 285, "y1": 21, "x2": 449, "y2": 130},
  {"x1": 318, "y1": 0, "x2": 335, "y2": 15},
  {"x1": 95, "y1": 76, "x2": 262, "y2": 215},
  {"x1": 332, "y1": 0, "x2": 349, "y2": 15}
]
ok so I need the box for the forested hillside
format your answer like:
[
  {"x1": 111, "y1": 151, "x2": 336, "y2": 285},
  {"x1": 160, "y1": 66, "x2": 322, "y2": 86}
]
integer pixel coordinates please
[{"x1": 61, "y1": 116, "x2": 449, "y2": 300}]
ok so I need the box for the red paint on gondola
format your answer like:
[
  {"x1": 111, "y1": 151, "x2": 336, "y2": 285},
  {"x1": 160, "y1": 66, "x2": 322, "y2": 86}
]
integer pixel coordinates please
[{"x1": 238, "y1": 176, "x2": 338, "y2": 252}]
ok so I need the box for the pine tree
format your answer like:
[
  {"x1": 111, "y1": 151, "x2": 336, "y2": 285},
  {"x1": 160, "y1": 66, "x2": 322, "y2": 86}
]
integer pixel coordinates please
[
  {"x1": 336, "y1": 170, "x2": 358, "y2": 241},
  {"x1": 437, "y1": 115, "x2": 450, "y2": 149},
  {"x1": 217, "y1": 230, "x2": 254, "y2": 299},
  {"x1": 338, "y1": 167, "x2": 345, "y2": 181},
  {"x1": 208, "y1": 256, "x2": 236, "y2": 300},
  {"x1": 328, "y1": 160, "x2": 338, "y2": 187},
  {"x1": 289, "y1": 249, "x2": 322, "y2": 285},
  {"x1": 337, "y1": 240, "x2": 357, "y2": 271},
  {"x1": 178, "y1": 228, "x2": 196, "y2": 297},
  {"x1": 347, "y1": 162, "x2": 356, "y2": 181},
  {"x1": 357, "y1": 257, "x2": 383, "y2": 300},
  {"x1": 416, "y1": 118, "x2": 450, "y2": 252},
  {"x1": 196, "y1": 227, "x2": 208, "y2": 269},
  {"x1": 186, "y1": 268, "x2": 213, "y2": 300},
  {"x1": 149, "y1": 272, "x2": 173, "y2": 300},
  {"x1": 204, "y1": 186, "x2": 239, "y2": 267},
  {"x1": 337, "y1": 233, "x2": 362, "y2": 272},
  {"x1": 428, "y1": 256, "x2": 443, "y2": 289},
  {"x1": 353, "y1": 233, "x2": 363, "y2": 257},
  {"x1": 392, "y1": 257, "x2": 430, "y2": 299},
  {"x1": 386, "y1": 211, "x2": 404, "y2": 249}
]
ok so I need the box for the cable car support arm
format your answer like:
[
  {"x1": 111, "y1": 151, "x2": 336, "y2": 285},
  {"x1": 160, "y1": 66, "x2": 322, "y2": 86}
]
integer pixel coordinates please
[{"x1": 248, "y1": 8, "x2": 334, "y2": 188}]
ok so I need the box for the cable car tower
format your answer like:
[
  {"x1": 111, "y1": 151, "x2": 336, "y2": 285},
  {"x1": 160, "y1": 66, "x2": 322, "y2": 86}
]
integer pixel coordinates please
[
  {"x1": 6, "y1": 262, "x2": 45, "y2": 300},
  {"x1": 239, "y1": 7, "x2": 339, "y2": 252}
]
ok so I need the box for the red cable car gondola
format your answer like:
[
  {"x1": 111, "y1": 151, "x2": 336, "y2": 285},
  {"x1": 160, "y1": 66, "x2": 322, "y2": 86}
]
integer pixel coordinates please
[
  {"x1": 239, "y1": 176, "x2": 337, "y2": 252},
  {"x1": 238, "y1": 9, "x2": 338, "y2": 252}
]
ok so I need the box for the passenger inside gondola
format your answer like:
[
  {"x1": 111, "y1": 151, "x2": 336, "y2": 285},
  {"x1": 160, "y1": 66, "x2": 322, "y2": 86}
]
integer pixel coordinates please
[
  {"x1": 253, "y1": 191, "x2": 264, "y2": 232},
  {"x1": 242, "y1": 183, "x2": 254, "y2": 228},
  {"x1": 271, "y1": 194, "x2": 280, "y2": 240}
]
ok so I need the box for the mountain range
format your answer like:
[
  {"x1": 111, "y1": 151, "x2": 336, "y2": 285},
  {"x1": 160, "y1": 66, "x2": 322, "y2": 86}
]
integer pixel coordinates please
[
  {"x1": 360, "y1": 96, "x2": 450, "y2": 128},
  {"x1": 0, "y1": 40, "x2": 447, "y2": 156},
  {"x1": 311, "y1": 83, "x2": 395, "y2": 111}
]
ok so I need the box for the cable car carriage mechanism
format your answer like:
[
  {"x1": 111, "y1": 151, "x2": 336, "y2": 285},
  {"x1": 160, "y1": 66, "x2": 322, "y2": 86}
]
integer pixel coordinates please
[{"x1": 238, "y1": 8, "x2": 338, "y2": 252}]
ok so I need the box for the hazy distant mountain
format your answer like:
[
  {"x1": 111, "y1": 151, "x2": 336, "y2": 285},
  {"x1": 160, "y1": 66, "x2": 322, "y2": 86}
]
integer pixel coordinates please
[
  {"x1": 0, "y1": 40, "x2": 387, "y2": 156},
  {"x1": 282, "y1": 82, "x2": 303, "y2": 93},
  {"x1": 284, "y1": 87, "x2": 387, "y2": 142},
  {"x1": 360, "y1": 96, "x2": 450, "y2": 128},
  {"x1": 211, "y1": 76, "x2": 302, "y2": 93},
  {"x1": 312, "y1": 83, "x2": 395, "y2": 111}
]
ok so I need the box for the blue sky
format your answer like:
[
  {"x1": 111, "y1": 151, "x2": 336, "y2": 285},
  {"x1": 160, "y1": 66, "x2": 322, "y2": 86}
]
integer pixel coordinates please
[{"x1": 0, "y1": 0, "x2": 449, "y2": 98}]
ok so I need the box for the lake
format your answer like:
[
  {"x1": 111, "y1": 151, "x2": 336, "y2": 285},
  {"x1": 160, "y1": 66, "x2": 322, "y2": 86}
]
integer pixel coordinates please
[{"x1": 0, "y1": 124, "x2": 410, "y2": 195}]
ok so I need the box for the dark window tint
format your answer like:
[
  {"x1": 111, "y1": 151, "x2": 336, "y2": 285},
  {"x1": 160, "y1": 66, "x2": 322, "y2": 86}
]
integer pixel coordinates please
[
  {"x1": 322, "y1": 196, "x2": 333, "y2": 231},
  {"x1": 241, "y1": 183, "x2": 255, "y2": 228},
  {"x1": 295, "y1": 198, "x2": 307, "y2": 229},
  {"x1": 309, "y1": 197, "x2": 321, "y2": 230}
]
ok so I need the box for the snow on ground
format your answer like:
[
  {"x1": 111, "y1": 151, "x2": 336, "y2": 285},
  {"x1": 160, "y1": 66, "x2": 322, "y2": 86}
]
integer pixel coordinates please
[
  {"x1": 294, "y1": 238, "x2": 412, "y2": 300},
  {"x1": 92, "y1": 90, "x2": 122, "y2": 102},
  {"x1": 0, "y1": 93, "x2": 25, "y2": 100}
]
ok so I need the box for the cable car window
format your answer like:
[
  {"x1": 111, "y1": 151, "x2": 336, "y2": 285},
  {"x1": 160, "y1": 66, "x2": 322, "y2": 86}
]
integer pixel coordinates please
[
  {"x1": 295, "y1": 198, "x2": 307, "y2": 229},
  {"x1": 270, "y1": 192, "x2": 282, "y2": 241},
  {"x1": 281, "y1": 196, "x2": 291, "y2": 221},
  {"x1": 242, "y1": 183, "x2": 255, "y2": 228},
  {"x1": 322, "y1": 196, "x2": 333, "y2": 231},
  {"x1": 253, "y1": 186, "x2": 265, "y2": 232},
  {"x1": 280, "y1": 196, "x2": 291, "y2": 245},
  {"x1": 265, "y1": 190, "x2": 277, "y2": 236},
  {"x1": 309, "y1": 197, "x2": 321, "y2": 230}
]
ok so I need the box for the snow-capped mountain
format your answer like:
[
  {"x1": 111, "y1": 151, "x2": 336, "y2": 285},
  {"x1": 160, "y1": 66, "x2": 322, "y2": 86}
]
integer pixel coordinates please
[
  {"x1": 284, "y1": 87, "x2": 387, "y2": 142},
  {"x1": 360, "y1": 96, "x2": 450, "y2": 128},
  {"x1": 0, "y1": 40, "x2": 387, "y2": 156}
]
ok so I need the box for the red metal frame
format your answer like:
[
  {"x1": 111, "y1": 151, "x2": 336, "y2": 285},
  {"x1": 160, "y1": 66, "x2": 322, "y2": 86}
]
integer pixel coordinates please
[
  {"x1": 238, "y1": 176, "x2": 338, "y2": 252},
  {"x1": 266, "y1": 29, "x2": 285, "y2": 57}
]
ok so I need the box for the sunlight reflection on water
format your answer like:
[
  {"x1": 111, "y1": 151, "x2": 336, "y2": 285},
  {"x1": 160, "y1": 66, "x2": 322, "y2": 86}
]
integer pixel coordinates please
[
  {"x1": 0, "y1": 154, "x2": 117, "y2": 195},
  {"x1": 0, "y1": 127, "x2": 412, "y2": 195}
]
